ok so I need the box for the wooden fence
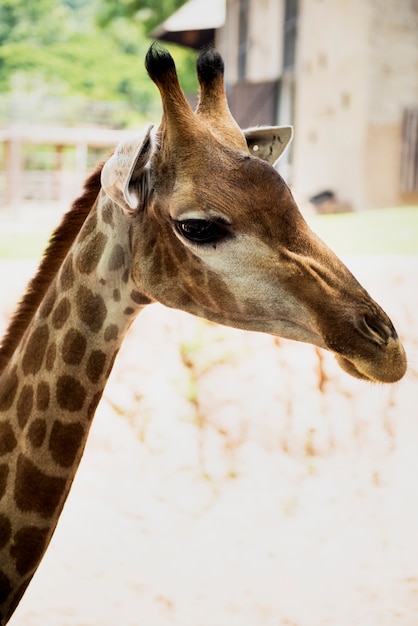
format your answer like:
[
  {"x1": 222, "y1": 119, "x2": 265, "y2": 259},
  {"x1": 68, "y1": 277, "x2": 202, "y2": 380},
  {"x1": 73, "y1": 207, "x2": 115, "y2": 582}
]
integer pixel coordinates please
[
  {"x1": 0, "y1": 125, "x2": 131, "y2": 208},
  {"x1": 401, "y1": 107, "x2": 418, "y2": 194}
]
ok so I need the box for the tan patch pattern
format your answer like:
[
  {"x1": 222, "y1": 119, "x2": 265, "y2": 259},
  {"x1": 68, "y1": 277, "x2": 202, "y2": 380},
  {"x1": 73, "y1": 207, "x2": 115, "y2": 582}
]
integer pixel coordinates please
[
  {"x1": 22, "y1": 326, "x2": 49, "y2": 376},
  {"x1": 101, "y1": 202, "x2": 114, "y2": 227},
  {"x1": 16, "y1": 386, "x2": 34, "y2": 429},
  {"x1": 0, "y1": 367, "x2": 19, "y2": 412},
  {"x1": 86, "y1": 350, "x2": 107, "y2": 384},
  {"x1": 10, "y1": 526, "x2": 49, "y2": 576},
  {"x1": 51, "y1": 298, "x2": 71, "y2": 330},
  {"x1": 36, "y1": 381, "x2": 50, "y2": 412},
  {"x1": 14, "y1": 454, "x2": 66, "y2": 518},
  {"x1": 60, "y1": 254, "x2": 75, "y2": 291},
  {"x1": 0, "y1": 514, "x2": 11, "y2": 550},
  {"x1": 27, "y1": 419, "x2": 47, "y2": 449},
  {"x1": 104, "y1": 324, "x2": 119, "y2": 342},
  {"x1": 87, "y1": 391, "x2": 103, "y2": 421},
  {"x1": 45, "y1": 343, "x2": 57, "y2": 372},
  {"x1": 7, "y1": 577, "x2": 33, "y2": 624},
  {"x1": 122, "y1": 268, "x2": 130, "y2": 283},
  {"x1": 56, "y1": 375, "x2": 86, "y2": 412},
  {"x1": 62, "y1": 329, "x2": 87, "y2": 366},
  {"x1": 0, "y1": 464, "x2": 8, "y2": 500},
  {"x1": 0, "y1": 422, "x2": 16, "y2": 456},
  {"x1": 49, "y1": 421, "x2": 85, "y2": 468},
  {"x1": 76, "y1": 232, "x2": 108, "y2": 275},
  {"x1": 0, "y1": 570, "x2": 11, "y2": 603},
  {"x1": 76, "y1": 286, "x2": 107, "y2": 333},
  {"x1": 108, "y1": 244, "x2": 125, "y2": 272},
  {"x1": 77, "y1": 210, "x2": 97, "y2": 245},
  {"x1": 39, "y1": 287, "x2": 56, "y2": 319}
]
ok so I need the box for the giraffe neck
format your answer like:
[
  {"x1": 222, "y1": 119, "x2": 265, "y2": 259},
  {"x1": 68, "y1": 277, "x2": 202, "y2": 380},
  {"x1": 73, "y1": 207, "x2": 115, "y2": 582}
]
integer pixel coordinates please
[{"x1": 0, "y1": 192, "x2": 150, "y2": 624}]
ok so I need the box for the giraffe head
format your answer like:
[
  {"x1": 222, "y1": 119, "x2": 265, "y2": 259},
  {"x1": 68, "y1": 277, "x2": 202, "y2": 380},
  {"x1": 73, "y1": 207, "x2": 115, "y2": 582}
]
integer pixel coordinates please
[{"x1": 101, "y1": 45, "x2": 406, "y2": 384}]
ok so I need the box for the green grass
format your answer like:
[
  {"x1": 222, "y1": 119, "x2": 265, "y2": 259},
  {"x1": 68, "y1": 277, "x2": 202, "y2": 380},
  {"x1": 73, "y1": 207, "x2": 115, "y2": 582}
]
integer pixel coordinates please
[
  {"x1": 0, "y1": 206, "x2": 417, "y2": 259},
  {"x1": 308, "y1": 206, "x2": 418, "y2": 255}
]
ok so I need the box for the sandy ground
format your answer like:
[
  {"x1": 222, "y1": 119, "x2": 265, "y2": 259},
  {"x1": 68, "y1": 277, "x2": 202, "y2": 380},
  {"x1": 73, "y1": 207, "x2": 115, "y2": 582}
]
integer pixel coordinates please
[{"x1": 1, "y1": 253, "x2": 418, "y2": 626}]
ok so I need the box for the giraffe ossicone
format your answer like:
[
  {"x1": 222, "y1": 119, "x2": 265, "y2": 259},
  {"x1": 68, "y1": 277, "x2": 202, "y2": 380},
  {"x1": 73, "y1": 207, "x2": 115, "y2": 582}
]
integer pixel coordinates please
[{"x1": 0, "y1": 43, "x2": 407, "y2": 624}]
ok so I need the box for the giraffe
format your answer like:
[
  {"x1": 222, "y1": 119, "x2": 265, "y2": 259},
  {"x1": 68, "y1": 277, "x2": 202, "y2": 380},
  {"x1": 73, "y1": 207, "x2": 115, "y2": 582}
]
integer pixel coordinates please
[{"x1": 0, "y1": 44, "x2": 407, "y2": 624}]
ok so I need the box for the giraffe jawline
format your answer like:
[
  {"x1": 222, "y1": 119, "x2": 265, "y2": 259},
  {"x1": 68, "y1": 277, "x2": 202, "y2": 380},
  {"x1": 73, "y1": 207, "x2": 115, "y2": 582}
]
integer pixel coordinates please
[{"x1": 334, "y1": 355, "x2": 371, "y2": 381}]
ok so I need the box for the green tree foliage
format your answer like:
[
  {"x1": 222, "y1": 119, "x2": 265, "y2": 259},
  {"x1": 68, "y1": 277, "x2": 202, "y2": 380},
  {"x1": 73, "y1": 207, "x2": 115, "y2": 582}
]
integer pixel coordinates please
[
  {"x1": 97, "y1": 0, "x2": 187, "y2": 32},
  {"x1": 0, "y1": 0, "x2": 197, "y2": 126},
  {"x1": 0, "y1": 0, "x2": 69, "y2": 46},
  {"x1": 97, "y1": 0, "x2": 197, "y2": 92}
]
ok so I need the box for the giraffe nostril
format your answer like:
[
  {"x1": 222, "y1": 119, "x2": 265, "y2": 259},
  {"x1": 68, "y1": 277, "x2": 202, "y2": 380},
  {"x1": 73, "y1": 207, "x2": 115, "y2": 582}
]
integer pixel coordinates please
[{"x1": 361, "y1": 312, "x2": 396, "y2": 345}]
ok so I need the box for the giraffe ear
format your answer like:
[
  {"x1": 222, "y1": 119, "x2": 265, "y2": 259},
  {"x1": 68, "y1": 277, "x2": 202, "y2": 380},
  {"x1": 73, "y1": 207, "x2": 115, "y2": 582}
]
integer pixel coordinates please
[
  {"x1": 101, "y1": 124, "x2": 155, "y2": 213},
  {"x1": 243, "y1": 126, "x2": 293, "y2": 166}
]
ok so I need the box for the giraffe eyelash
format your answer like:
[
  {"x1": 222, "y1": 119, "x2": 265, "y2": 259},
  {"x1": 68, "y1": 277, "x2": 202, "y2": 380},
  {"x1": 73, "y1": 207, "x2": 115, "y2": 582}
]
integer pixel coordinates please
[{"x1": 174, "y1": 218, "x2": 231, "y2": 245}]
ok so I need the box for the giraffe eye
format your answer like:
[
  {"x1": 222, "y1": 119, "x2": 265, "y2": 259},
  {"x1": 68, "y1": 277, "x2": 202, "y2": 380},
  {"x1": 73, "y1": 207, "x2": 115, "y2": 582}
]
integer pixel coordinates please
[{"x1": 175, "y1": 219, "x2": 230, "y2": 244}]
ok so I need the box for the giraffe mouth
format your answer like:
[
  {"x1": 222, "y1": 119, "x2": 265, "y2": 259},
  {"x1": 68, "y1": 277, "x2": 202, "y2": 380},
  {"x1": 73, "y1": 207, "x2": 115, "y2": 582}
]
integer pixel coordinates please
[
  {"x1": 334, "y1": 339, "x2": 407, "y2": 383},
  {"x1": 334, "y1": 355, "x2": 371, "y2": 381},
  {"x1": 268, "y1": 317, "x2": 406, "y2": 383}
]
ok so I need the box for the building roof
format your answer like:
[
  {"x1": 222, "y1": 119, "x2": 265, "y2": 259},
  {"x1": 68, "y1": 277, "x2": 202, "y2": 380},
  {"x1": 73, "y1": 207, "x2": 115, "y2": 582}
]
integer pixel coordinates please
[{"x1": 150, "y1": 0, "x2": 225, "y2": 49}]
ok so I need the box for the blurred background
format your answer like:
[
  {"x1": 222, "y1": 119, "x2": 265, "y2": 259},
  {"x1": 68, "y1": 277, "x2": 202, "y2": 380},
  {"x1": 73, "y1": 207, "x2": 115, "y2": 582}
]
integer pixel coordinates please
[{"x1": 1, "y1": 1, "x2": 418, "y2": 625}]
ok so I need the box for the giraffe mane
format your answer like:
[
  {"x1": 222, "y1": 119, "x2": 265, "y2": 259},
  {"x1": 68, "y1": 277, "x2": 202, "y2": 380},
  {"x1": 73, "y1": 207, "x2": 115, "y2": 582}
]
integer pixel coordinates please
[{"x1": 0, "y1": 160, "x2": 105, "y2": 375}]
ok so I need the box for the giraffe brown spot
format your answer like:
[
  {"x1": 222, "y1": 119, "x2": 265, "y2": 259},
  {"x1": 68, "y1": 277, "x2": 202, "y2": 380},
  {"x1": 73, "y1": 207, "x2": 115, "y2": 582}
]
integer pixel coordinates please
[
  {"x1": 36, "y1": 381, "x2": 50, "y2": 411},
  {"x1": 56, "y1": 375, "x2": 86, "y2": 412},
  {"x1": 76, "y1": 286, "x2": 107, "y2": 333},
  {"x1": 130, "y1": 290, "x2": 152, "y2": 305},
  {"x1": 113, "y1": 288, "x2": 121, "y2": 302},
  {"x1": 27, "y1": 419, "x2": 47, "y2": 449},
  {"x1": 101, "y1": 201, "x2": 114, "y2": 227},
  {"x1": 6, "y1": 576, "x2": 33, "y2": 623},
  {"x1": 22, "y1": 325, "x2": 49, "y2": 375},
  {"x1": 39, "y1": 286, "x2": 56, "y2": 318},
  {"x1": 106, "y1": 349, "x2": 119, "y2": 378},
  {"x1": 0, "y1": 422, "x2": 17, "y2": 456},
  {"x1": 52, "y1": 297, "x2": 71, "y2": 330},
  {"x1": 108, "y1": 244, "x2": 125, "y2": 271},
  {"x1": 0, "y1": 569, "x2": 11, "y2": 603},
  {"x1": 0, "y1": 367, "x2": 18, "y2": 412},
  {"x1": 60, "y1": 253, "x2": 75, "y2": 291},
  {"x1": 122, "y1": 268, "x2": 130, "y2": 283},
  {"x1": 76, "y1": 231, "x2": 108, "y2": 274},
  {"x1": 77, "y1": 210, "x2": 97, "y2": 244},
  {"x1": 0, "y1": 464, "x2": 9, "y2": 500},
  {"x1": 87, "y1": 390, "x2": 103, "y2": 421},
  {"x1": 10, "y1": 526, "x2": 49, "y2": 576},
  {"x1": 86, "y1": 350, "x2": 106, "y2": 384},
  {"x1": 49, "y1": 421, "x2": 85, "y2": 468},
  {"x1": 15, "y1": 454, "x2": 67, "y2": 519},
  {"x1": 16, "y1": 385, "x2": 34, "y2": 429},
  {"x1": 0, "y1": 514, "x2": 11, "y2": 549},
  {"x1": 124, "y1": 307, "x2": 135, "y2": 316},
  {"x1": 45, "y1": 342, "x2": 57, "y2": 372},
  {"x1": 104, "y1": 324, "x2": 119, "y2": 342},
  {"x1": 62, "y1": 328, "x2": 87, "y2": 366}
]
